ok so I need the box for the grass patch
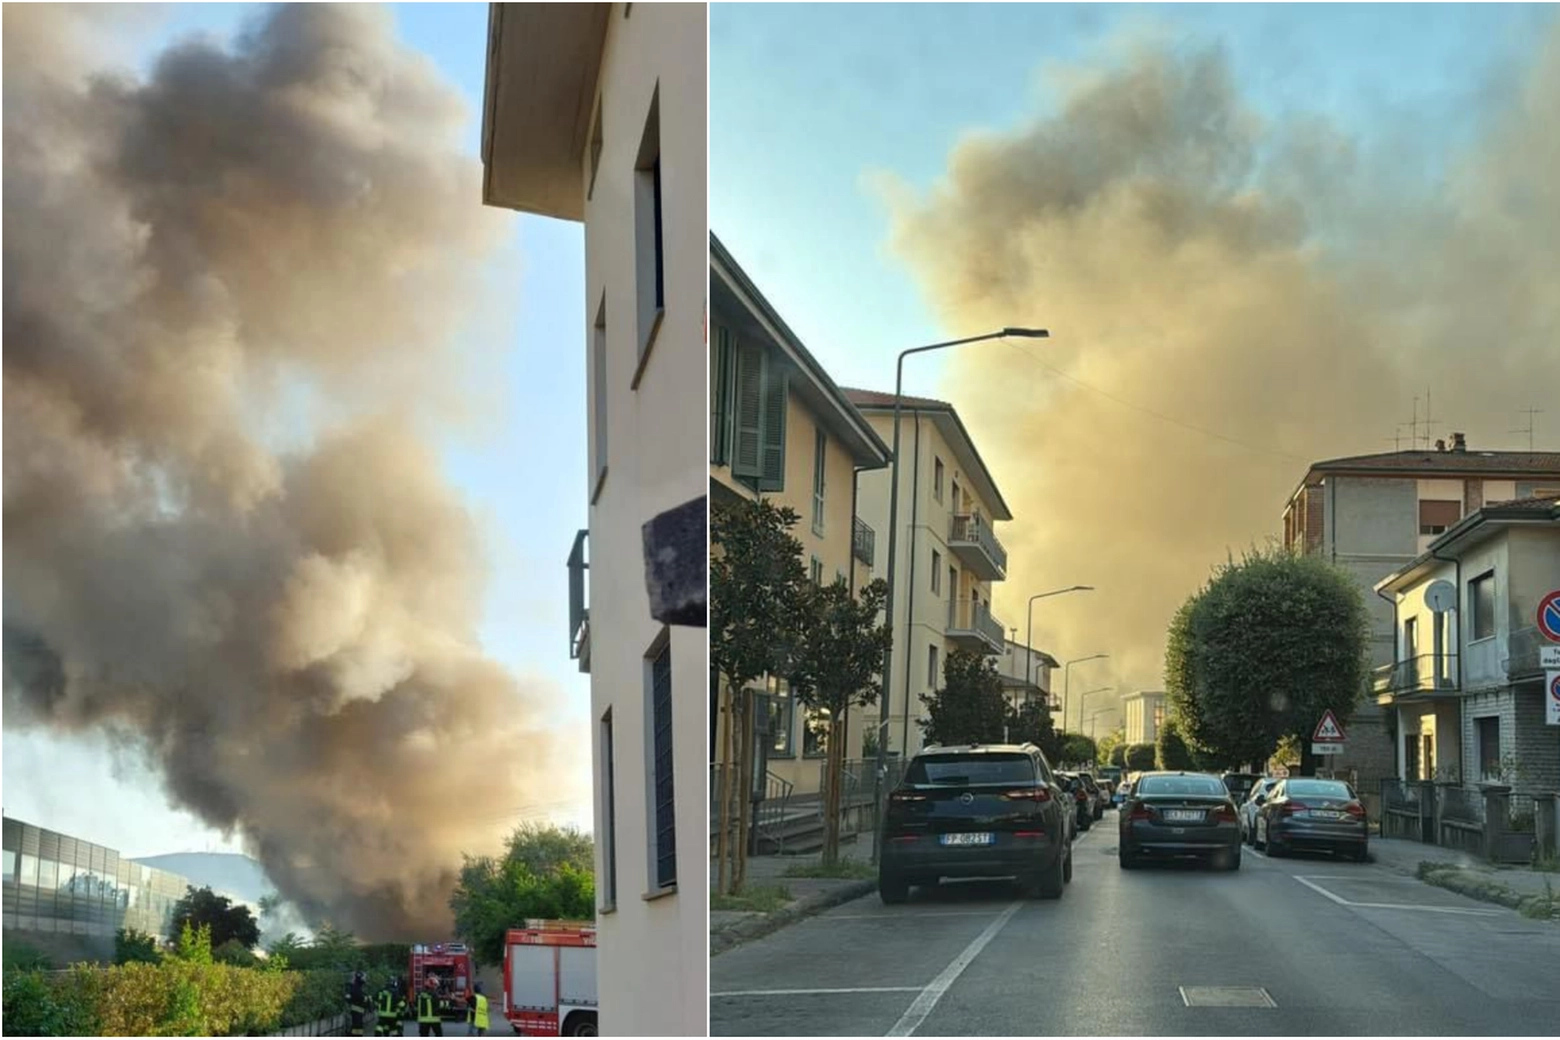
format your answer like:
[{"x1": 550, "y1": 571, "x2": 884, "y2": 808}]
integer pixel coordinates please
[
  {"x1": 710, "y1": 885, "x2": 793, "y2": 913},
  {"x1": 781, "y1": 860, "x2": 876, "y2": 880},
  {"x1": 1417, "y1": 861, "x2": 1560, "y2": 922}
]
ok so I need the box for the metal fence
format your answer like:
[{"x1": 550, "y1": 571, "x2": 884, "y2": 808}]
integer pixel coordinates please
[
  {"x1": 1439, "y1": 785, "x2": 1486, "y2": 825},
  {"x1": 1508, "y1": 793, "x2": 1538, "y2": 833}
]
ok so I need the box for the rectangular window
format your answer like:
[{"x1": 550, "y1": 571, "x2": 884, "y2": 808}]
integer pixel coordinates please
[
  {"x1": 1404, "y1": 735, "x2": 1420, "y2": 781},
  {"x1": 951, "y1": 481, "x2": 960, "y2": 513},
  {"x1": 587, "y1": 97, "x2": 604, "y2": 201},
  {"x1": 1470, "y1": 571, "x2": 1495, "y2": 640},
  {"x1": 18, "y1": 854, "x2": 37, "y2": 887},
  {"x1": 811, "y1": 556, "x2": 823, "y2": 585},
  {"x1": 2, "y1": 849, "x2": 15, "y2": 881},
  {"x1": 934, "y1": 458, "x2": 945, "y2": 502},
  {"x1": 928, "y1": 645, "x2": 939, "y2": 688},
  {"x1": 599, "y1": 709, "x2": 617, "y2": 912},
  {"x1": 931, "y1": 550, "x2": 942, "y2": 594},
  {"x1": 730, "y1": 342, "x2": 787, "y2": 492},
  {"x1": 1418, "y1": 499, "x2": 1461, "y2": 536},
  {"x1": 812, "y1": 429, "x2": 827, "y2": 535},
  {"x1": 591, "y1": 294, "x2": 608, "y2": 503},
  {"x1": 646, "y1": 635, "x2": 676, "y2": 892},
  {"x1": 1476, "y1": 716, "x2": 1501, "y2": 781},
  {"x1": 710, "y1": 325, "x2": 735, "y2": 465},
  {"x1": 633, "y1": 87, "x2": 664, "y2": 374},
  {"x1": 803, "y1": 707, "x2": 830, "y2": 758},
  {"x1": 767, "y1": 676, "x2": 794, "y2": 756}
]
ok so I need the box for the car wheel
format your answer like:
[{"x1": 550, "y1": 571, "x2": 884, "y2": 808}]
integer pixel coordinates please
[
  {"x1": 879, "y1": 871, "x2": 910, "y2": 904},
  {"x1": 1063, "y1": 842, "x2": 1074, "y2": 884},
  {"x1": 1119, "y1": 847, "x2": 1137, "y2": 870},
  {"x1": 1037, "y1": 850, "x2": 1065, "y2": 899},
  {"x1": 1267, "y1": 833, "x2": 1286, "y2": 858},
  {"x1": 1225, "y1": 846, "x2": 1242, "y2": 871},
  {"x1": 1354, "y1": 844, "x2": 1369, "y2": 863},
  {"x1": 1253, "y1": 820, "x2": 1266, "y2": 851}
]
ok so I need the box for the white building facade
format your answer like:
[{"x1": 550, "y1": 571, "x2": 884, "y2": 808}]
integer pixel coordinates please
[
  {"x1": 1122, "y1": 691, "x2": 1166, "y2": 747},
  {"x1": 482, "y1": 4, "x2": 706, "y2": 1033}
]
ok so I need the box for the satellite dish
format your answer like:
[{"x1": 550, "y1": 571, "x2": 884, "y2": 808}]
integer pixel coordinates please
[{"x1": 1425, "y1": 580, "x2": 1457, "y2": 614}]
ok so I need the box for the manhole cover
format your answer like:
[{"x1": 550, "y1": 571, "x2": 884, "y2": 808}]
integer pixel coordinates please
[{"x1": 1179, "y1": 986, "x2": 1277, "y2": 1008}]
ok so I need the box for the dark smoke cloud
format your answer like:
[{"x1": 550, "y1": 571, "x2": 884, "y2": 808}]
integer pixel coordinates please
[
  {"x1": 879, "y1": 25, "x2": 1560, "y2": 716},
  {"x1": 3, "y1": 4, "x2": 577, "y2": 937}
]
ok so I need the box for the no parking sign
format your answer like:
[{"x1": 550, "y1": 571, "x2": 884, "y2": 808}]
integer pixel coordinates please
[{"x1": 1548, "y1": 671, "x2": 1560, "y2": 727}]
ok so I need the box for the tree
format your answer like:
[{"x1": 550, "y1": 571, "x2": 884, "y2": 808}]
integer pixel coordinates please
[
  {"x1": 450, "y1": 823, "x2": 595, "y2": 966},
  {"x1": 1165, "y1": 546, "x2": 1369, "y2": 774},
  {"x1": 920, "y1": 650, "x2": 1008, "y2": 746},
  {"x1": 1058, "y1": 733, "x2": 1097, "y2": 768},
  {"x1": 266, "y1": 932, "x2": 307, "y2": 960},
  {"x1": 170, "y1": 886, "x2": 260, "y2": 951},
  {"x1": 173, "y1": 921, "x2": 214, "y2": 964},
  {"x1": 710, "y1": 497, "x2": 811, "y2": 894},
  {"x1": 1006, "y1": 698, "x2": 1061, "y2": 762},
  {"x1": 114, "y1": 927, "x2": 160, "y2": 965},
  {"x1": 1124, "y1": 743, "x2": 1157, "y2": 771},
  {"x1": 788, "y1": 577, "x2": 892, "y2": 868},
  {"x1": 1096, "y1": 727, "x2": 1126, "y2": 770},
  {"x1": 213, "y1": 939, "x2": 258, "y2": 968},
  {"x1": 1156, "y1": 715, "x2": 1197, "y2": 770}
]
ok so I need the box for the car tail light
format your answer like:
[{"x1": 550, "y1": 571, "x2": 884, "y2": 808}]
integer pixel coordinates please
[
  {"x1": 1213, "y1": 804, "x2": 1238, "y2": 822},
  {"x1": 1014, "y1": 830, "x2": 1045, "y2": 839},
  {"x1": 890, "y1": 791, "x2": 927, "y2": 804},
  {"x1": 1004, "y1": 787, "x2": 1051, "y2": 802},
  {"x1": 889, "y1": 835, "x2": 919, "y2": 844},
  {"x1": 1128, "y1": 801, "x2": 1152, "y2": 820},
  {"x1": 1075, "y1": 789, "x2": 1089, "y2": 803},
  {"x1": 1345, "y1": 803, "x2": 1366, "y2": 818},
  {"x1": 1280, "y1": 801, "x2": 1310, "y2": 816}
]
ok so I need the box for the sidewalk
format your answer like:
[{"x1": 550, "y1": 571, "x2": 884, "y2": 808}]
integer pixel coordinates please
[
  {"x1": 709, "y1": 838, "x2": 877, "y2": 955},
  {"x1": 1371, "y1": 836, "x2": 1560, "y2": 918}
]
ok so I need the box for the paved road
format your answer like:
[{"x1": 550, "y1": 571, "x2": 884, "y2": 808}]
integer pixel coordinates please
[{"x1": 710, "y1": 811, "x2": 1560, "y2": 1036}]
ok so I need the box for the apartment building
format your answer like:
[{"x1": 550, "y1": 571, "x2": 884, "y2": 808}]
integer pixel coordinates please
[
  {"x1": 1375, "y1": 494, "x2": 1560, "y2": 795},
  {"x1": 482, "y1": 5, "x2": 705, "y2": 1033},
  {"x1": 1122, "y1": 690, "x2": 1167, "y2": 746},
  {"x1": 999, "y1": 638, "x2": 1058, "y2": 711},
  {"x1": 850, "y1": 391, "x2": 1014, "y2": 760},
  {"x1": 708, "y1": 234, "x2": 891, "y2": 798},
  {"x1": 1281, "y1": 437, "x2": 1560, "y2": 800}
]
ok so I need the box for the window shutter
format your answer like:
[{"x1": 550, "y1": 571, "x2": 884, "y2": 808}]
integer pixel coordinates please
[
  {"x1": 758, "y1": 360, "x2": 788, "y2": 492},
  {"x1": 732, "y1": 338, "x2": 765, "y2": 479},
  {"x1": 710, "y1": 326, "x2": 733, "y2": 465}
]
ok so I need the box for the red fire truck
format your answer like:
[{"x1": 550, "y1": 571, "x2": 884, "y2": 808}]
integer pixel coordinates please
[
  {"x1": 502, "y1": 920, "x2": 597, "y2": 1036},
  {"x1": 409, "y1": 941, "x2": 474, "y2": 1023}
]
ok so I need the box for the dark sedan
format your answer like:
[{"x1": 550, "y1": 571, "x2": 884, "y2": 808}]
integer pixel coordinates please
[
  {"x1": 1118, "y1": 771, "x2": 1242, "y2": 871},
  {"x1": 1253, "y1": 777, "x2": 1368, "y2": 861}
]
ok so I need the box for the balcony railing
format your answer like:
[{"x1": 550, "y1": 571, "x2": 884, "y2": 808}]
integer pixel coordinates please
[
  {"x1": 948, "y1": 513, "x2": 1008, "y2": 581},
  {"x1": 1504, "y1": 625, "x2": 1546, "y2": 678},
  {"x1": 567, "y1": 528, "x2": 590, "y2": 674},
  {"x1": 852, "y1": 517, "x2": 876, "y2": 569},
  {"x1": 948, "y1": 597, "x2": 1005, "y2": 654},
  {"x1": 1373, "y1": 653, "x2": 1458, "y2": 700}
]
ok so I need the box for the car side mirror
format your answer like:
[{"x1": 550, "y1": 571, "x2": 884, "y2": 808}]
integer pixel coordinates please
[{"x1": 1255, "y1": 795, "x2": 1267, "y2": 805}]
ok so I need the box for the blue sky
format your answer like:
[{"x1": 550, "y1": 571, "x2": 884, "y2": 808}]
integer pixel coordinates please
[
  {"x1": 710, "y1": 2, "x2": 1556, "y2": 400},
  {"x1": 2, "y1": 2, "x2": 591, "y2": 858}
]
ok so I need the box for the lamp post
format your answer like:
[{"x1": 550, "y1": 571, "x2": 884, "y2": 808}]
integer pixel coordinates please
[
  {"x1": 1024, "y1": 586, "x2": 1093, "y2": 690},
  {"x1": 871, "y1": 327, "x2": 1050, "y2": 862},
  {"x1": 1088, "y1": 705, "x2": 1119, "y2": 743},
  {"x1": 1062, "y1": 653, "x2": 1108, "y2": 734}
]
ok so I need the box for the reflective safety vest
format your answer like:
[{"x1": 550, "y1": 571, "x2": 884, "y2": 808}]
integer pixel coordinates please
[
  {"x1": 417, "y1": 991, "x2": 440, "y2": 1023},
  {"x1": 376, "y1": 990, "x2": 395, "y2": 1017},
  {"x1": 469, "y1": 994, "x2": 489, "y2": 1030}
]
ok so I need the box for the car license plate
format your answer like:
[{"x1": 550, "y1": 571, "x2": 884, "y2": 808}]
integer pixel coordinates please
[
  {"x1": 1163, "y1": 810, "x2": 1203, "y2": 823},
  {"x1": 940, "y1": 832, "x2": 994, "y2": 846},
  {"x1": 1313, "y1": 810, "x2": 1345, "y2": 820}
]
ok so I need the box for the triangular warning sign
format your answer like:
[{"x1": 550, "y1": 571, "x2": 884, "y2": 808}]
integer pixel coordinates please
[{"x1": 1313, "y1": 709, "x2": 1347, "y2": 742}]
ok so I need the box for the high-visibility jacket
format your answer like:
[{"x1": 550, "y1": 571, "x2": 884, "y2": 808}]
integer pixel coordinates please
[
  {"x1": 467, "y1": 994, "x2": 489, "y2": 1030},
  {"x1": 376, "y1": 990, "x2": 398, "y2": 1017},
  {"x1": 417, "y1": 991, "x2": 440, "y2": 1023}
]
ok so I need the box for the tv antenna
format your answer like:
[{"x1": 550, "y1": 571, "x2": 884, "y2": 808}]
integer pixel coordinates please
[
  {"x1": 1421, "y1": 387, "x2": 1441, "y2": 450},
  {"x1": 1510, "y1": 406, "x2": 1543, "y2": 451}
]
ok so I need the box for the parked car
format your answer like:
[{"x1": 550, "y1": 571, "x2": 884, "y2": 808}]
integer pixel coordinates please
[
  {"x1": 1077, "y1": 772, "x2": 1107, "y2": 820},
  {"x1": 879, "y1": 743, "x2": 1075, "y2": 903},
  {"x1": 1055, "y1": 772, "x2": 1092, "y2": 832},
  {"x1": 1253, "y1": 777, "x2": 1368, "y2": 861},
  {"x1": 1240, "y1": 778, "x2": 1281, "y2": 844},
  {"x1": 1222, "y1": 772, "x2": 1263, "y2": 807},
  {"x1": 1119, "y1": 771, "x2": 1242, "y2": 871}
]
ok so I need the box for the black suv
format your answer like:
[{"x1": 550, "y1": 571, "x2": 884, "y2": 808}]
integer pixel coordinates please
[{"x1": 879, "y1": 743, "x2": 1074, "y2": 904}]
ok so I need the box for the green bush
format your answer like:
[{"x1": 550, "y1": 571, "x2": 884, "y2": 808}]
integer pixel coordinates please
[
  {"x1": 3, "y1": 940, "x2": 54, "y2": 972},
  {"x1": 116, "y1": 927, "x2": 162, "y2": 966},
  {"x1": 2, "y1": 969, "x2": 99, "y2": 1035},
  {"x1": 1124, "y1": 743, "x2": 1157, "y2": 771}
]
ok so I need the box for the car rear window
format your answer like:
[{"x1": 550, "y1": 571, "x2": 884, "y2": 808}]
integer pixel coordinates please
[
  {"x1": 1286, "y1": 779, "x2": 1353, "y2": 799},
  {"x1": 1135, "y1": 775, "x2": 1226, "y2": 797},
  {"x1": 907, "y1": 753, "x2": 1036, "y2": 786}
]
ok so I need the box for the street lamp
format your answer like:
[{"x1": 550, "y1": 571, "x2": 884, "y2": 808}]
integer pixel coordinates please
[
  {"x1": 1088, "y1": 705, "x2": 1119, "y2": 743},
  {"x1": 872, "y1": 326, "x2": 1050, "y2": 861},
  {"x1": 1062, "y1": 654, "x2": 1108, "y2": 733},
  {"x1": 1024, "y1": 586, "x2": 1093, "y2": 690}
]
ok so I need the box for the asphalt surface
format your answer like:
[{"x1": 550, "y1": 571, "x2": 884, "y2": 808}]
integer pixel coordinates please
[{"x1": 710, "y1": 809, "x2": 1560, "y2": 1036}]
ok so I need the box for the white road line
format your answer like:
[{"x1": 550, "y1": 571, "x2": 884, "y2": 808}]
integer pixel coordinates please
[
  {"x1": 886, "y1": 900, "x2": 1022, "y2": 1037},
  {"x1": 829, "y1": 911, "x2": 1002, "y2": 920},
  {"x1": 1293, "y1": 876, "x2": 1352, "y2": 905},
  {"x1": 712, "y1": 987, "x2": 923, "y2": 998},
  {"x1": 1293, "y1": 875, "x2": 1503, "y2": 916}
]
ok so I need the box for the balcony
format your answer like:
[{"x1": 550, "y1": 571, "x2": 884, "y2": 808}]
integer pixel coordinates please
[
  {"x1": 567, "y1": 528, "x2": 590, "y2": 674},
  {"x1": 948, "y1": 597, "x2": 1005, "y2": 655},
  {"x1": 1372, "y1": 653, "x2": 1458, "y2": 706},
  {"x1": 1504, "y1": 625, "x2": 1546, "y2": 679},
  {"x1": 852, "y1": 517, "x2": 876, "y2": 569},
  {"x1": 948, "y1": 513, "x2": 1007, "y2": 581}
]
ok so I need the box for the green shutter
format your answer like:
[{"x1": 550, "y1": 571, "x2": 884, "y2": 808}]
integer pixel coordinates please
[
  {"x1": 732, "y1": 338, "x2": 765, "y2": 479},
  {"x1": 710, "y1": 326, "x2": 733, "y2": 465},
  {"x1": 758, "y1": 360, "x2": 788, "y2": 492}
]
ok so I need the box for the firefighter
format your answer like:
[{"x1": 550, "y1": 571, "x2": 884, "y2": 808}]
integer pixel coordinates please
[
  {"x1": 374, "y1": 977, "x2": 406, "y2": 1037},
  {"x1": 416, "y1": 976, "x2": 444, "y2": 1037},
  {"x1": 346, "y1": 970, "x2": 369, "y2": 1037},
  {"x1": 466, "y1": 982, "x2": 489, "y2": 1037}
]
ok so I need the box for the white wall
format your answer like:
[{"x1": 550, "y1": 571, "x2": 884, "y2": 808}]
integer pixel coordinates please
[{"x1": 582, "y1": 5, "x2": 706, "y2": 1035}]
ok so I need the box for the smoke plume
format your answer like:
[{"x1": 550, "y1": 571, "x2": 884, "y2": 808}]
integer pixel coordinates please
[
  {"x1": 880, "y1": 24, "x2": 1560, "y2": 717},
  {"x1": 3, "y1": 4, "x2": 577, "y2": 937}
]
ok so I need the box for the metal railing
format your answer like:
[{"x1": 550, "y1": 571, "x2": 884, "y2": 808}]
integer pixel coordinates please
[
  {"x1": 852, "y1": 517, "x2": 876, "y2": 568},
  {"x1": 567, "y1": 529, "x2": 590, "y2": 672},
  {"x1": 1505, "y1": 626, "x2": 1546, "y2": 678},
  {"x1": 948, "y1": 513, "x2": 1008, "y2": 575},
  {"x1": 950, "y1": 598, "x2": 1005, "y2": 652},
  {"x1": 752, "y1": 770, "x2": 795, "y2": 853},
  {"x1": 1439, "y1": 785, "x2": 1486, "y2": 825},
  {"x1": 1375, "y1": 653, "x2": 1459, "y2": 695}
]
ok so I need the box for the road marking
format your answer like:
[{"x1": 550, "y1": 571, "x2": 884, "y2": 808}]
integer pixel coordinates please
[
  {"x1": 829, "y1": 911, "x2": 1003, "y2": 920},
  {"x1": 1294, "y1": 875, "x2": 1503, "y2": 916},
  {"x1": 1179, "y1": 986, "x2": 1277, "y2": 1008},
  {"x1": 886, "y1": 900, "x2": 1022, "y2": 1037},
  {"x1": 712, "y1": 987, "x2": 923, "y2": 998}
]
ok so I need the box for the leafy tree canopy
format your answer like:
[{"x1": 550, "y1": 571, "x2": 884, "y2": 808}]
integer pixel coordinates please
[
  {"x1": 710, "y1": 498, "x2": 811, "y2": 690},
  {"x1": 450, "y1": 823, "x2": 595, "y2": 966},
  {"x1": 1165, "y1": 546, "x2": 1369, "y2": 770},
  {"x1": 1006, "y1": 699, "x2": 1061, "y2": 762},
  {"x1": 114, "y1": 927, "x2": 160, "y2": 966},
  {"x1": 790, "y1": 578, "x2": 891, "y2": 719},
  {"x1": 170, "y1": 886, "x2": 260, "y2": 951},
  {"x1": 1156, "y1": 714, "x2": 1197, "y2": 771},
  {"x1": 920, "y1": 650, "x2": 1008, "y2": 747},
  {"x1": 1124, "y1": 743, "x2": 1157, "y2": 771}
]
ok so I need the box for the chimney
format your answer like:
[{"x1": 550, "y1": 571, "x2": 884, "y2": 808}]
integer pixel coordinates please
[
  {"x1": 1451, "y1": 432, "x2": 1466, "y2": 453},
  {"x1": 1435, "y1": 439, "x2": 1446, "y2": 452}
]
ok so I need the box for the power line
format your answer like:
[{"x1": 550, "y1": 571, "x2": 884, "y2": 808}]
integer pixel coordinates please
[{"x1": 1002, "y1": 341, "x2": 1308, "y2": 462}]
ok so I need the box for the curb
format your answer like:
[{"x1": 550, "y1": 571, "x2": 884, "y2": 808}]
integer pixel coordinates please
[
  {"x1": 710, "y1": 879, "x2": 876, "y2": 956},
  {"x1": 1416, "y1": 865, "x2": 1560, "y2": 921}
]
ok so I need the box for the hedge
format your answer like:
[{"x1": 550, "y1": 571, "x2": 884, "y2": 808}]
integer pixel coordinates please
[{"x1": 2, "y1": 961, "x2": 388, "y2": 1036}]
